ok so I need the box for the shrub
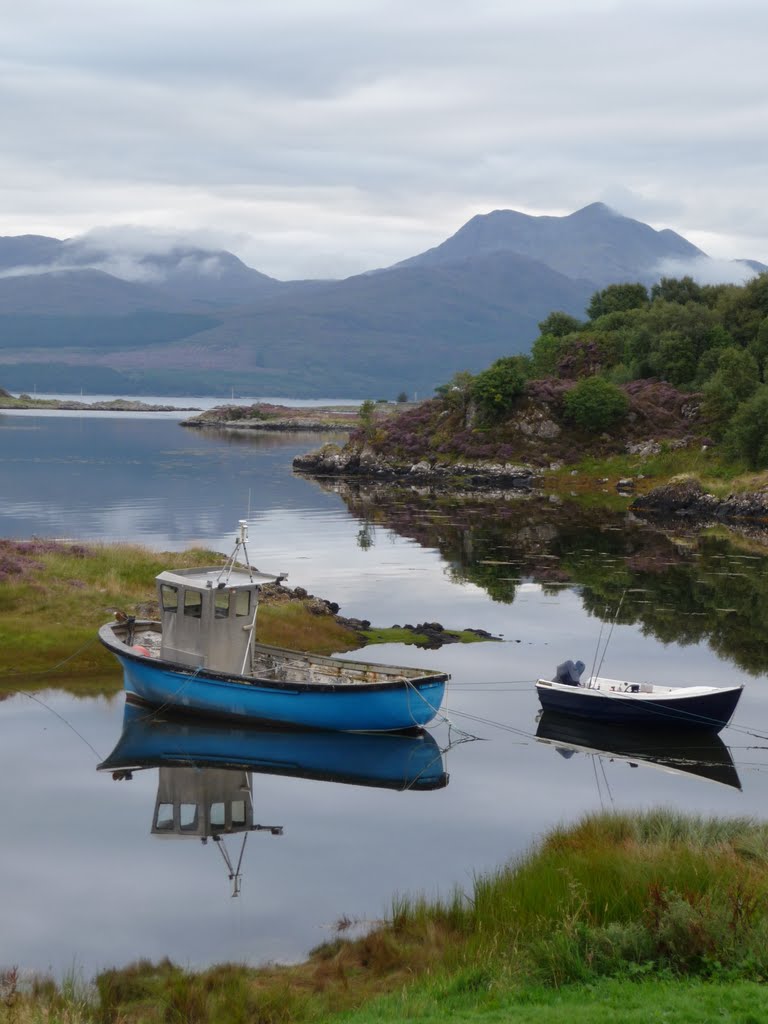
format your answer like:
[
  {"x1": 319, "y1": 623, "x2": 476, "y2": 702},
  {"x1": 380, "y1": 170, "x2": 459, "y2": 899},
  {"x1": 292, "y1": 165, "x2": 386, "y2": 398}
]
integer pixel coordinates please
[
  {"x1": 723, "y1": 385, "x2": 768, "y2": 468},
  {"x1": 471, "y1": 356, "x2": 528, "y2": 423},
  {"x1": 563, "y1": 376, "x2": 629, "y2": 432},
  {"x1": 358, "y1": 398, "x2": 377, "y2": 440},
  {"x1": 537, "y1": 310, "x2": 584, "y2": 337},
  {"x1": 587, "y1": 282, "x2": 649, "y2": 320}
]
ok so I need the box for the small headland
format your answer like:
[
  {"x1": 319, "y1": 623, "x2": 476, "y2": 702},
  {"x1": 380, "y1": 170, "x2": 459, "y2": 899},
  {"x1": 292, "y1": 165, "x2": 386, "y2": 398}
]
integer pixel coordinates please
[
  {"x1": 292, "y1": 381, "x2": 768, "y2": 528},
  {"x1": 181, "y1": 401, "x2": 405, "y2": 432},
  {"x1": 0, "y1": 539, "x2": 496, "y2": 693},
  {"x1": 10, "y1": 810, "x2": 768, "y2": 1022},
  {"x1": 293, "y1": 379, "x2": 707, "y2": 493}
]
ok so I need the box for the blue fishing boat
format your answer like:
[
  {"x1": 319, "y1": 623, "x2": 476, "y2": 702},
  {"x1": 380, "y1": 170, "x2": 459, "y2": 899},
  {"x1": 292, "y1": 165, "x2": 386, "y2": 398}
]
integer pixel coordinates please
[
  {"x1": 99, "y1": 522, "x2": 448, "y2": 732},
  {"x1": 98, "y1": 702, "x2": 449, "y2": 791}
]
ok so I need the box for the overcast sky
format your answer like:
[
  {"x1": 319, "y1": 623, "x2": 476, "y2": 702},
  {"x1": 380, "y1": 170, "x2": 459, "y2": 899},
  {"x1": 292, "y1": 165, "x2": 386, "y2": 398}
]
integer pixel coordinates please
[{"x1": 2, "y1": 0, "x2": 767, "y2": 280}]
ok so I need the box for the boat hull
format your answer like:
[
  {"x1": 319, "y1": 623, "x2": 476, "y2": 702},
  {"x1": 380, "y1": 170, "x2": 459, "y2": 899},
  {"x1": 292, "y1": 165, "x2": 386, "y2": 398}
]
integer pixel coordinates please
[
  {"x1": 99, "y1": 703, "x2": 449, "y2": 791},
  {"x1": 101, "y1": 629, "x2": 447, "y2": 732},
  {"x1": 536, "y1": 681, "x2": 742, "y2": 731}
]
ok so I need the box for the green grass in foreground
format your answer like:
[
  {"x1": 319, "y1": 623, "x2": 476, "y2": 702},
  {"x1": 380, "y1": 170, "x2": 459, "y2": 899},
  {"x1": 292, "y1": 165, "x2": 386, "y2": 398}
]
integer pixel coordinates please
[
  {"x1": 3, "y1": 976, "x2": 767, "y2": 1024},
  {"x1": 6, "y1": 810, "x2": 768, "y2": 1023},
  {"x1": 333, "y1": 978, "x2": 768, "y2": 1023}
]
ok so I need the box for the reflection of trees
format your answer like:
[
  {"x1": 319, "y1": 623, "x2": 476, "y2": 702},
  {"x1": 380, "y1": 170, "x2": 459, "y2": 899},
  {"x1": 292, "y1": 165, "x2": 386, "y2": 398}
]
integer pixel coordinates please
[
  {"x1": 573, "y1": 536, "x2": 768, "y2": 673},
  {"x1": 357, "y1": 519, "x2": 375, "y2": 550},
  {"x1": 328, "y1": 481, "x2": 768, "y2": 674}
]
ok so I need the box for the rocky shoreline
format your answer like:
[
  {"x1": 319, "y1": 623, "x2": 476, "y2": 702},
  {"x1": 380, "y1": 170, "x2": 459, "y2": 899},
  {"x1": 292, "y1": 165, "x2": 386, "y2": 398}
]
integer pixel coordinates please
[
  {"x1": 293, "y1": 442, "x2": 536, "y2": 489},
  {"x1": 631, "y1": 479, "x2": 768, "y2": 524}
]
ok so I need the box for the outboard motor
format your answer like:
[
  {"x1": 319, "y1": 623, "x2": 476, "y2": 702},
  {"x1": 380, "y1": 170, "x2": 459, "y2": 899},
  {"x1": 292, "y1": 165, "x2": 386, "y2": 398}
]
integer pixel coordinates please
[{"x1": 554, "y1": 659, "x2": 586, "y2": 686}]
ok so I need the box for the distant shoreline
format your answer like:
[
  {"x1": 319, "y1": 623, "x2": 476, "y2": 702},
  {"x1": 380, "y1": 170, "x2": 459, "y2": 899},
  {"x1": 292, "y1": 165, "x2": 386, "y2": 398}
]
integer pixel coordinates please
[{"x1": 0, "y1": 392, "x2": 201, "y2": 412}]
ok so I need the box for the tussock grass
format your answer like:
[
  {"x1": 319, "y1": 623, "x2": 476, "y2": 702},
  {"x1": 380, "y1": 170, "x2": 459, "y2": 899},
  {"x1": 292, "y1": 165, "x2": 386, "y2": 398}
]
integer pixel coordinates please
[
  {"x1": 546, "y1": 444, "x2": 768, "y2": 502},
  {"x1": 257, "y1": 600, "x2": 360, "y2": 656}
]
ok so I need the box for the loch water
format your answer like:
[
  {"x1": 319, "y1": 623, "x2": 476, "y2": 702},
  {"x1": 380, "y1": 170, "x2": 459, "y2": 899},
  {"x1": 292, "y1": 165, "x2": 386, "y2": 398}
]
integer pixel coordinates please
[{"x1": 1, "y1": 406, "x2": 768, "y2": 979}]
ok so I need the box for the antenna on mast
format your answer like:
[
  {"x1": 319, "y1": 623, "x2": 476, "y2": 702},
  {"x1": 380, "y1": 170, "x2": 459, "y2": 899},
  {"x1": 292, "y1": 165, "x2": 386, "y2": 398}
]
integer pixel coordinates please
[{"x1": 218, "y1": 519, "x2": 255, "y2": 583}]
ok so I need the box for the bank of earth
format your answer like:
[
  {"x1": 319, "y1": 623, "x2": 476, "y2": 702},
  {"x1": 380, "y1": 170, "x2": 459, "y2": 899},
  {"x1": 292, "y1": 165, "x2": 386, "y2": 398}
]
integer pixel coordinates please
[
  {"x1": 6, "y1": 810, "x2": 768, "y2": 1024},
  {"x1": 288, "y1": 382, "x2": 768, "y2": 521},
  {"x1": 0, "y1": 539, "x2": 495, "y2": 693}
]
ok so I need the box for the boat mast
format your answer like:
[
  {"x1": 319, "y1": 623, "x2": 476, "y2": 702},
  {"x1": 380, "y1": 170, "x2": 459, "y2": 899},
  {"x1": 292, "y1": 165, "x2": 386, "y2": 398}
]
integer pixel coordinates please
[{"x1": 218, "y1": 519, "x2": 255, "y2": 584}]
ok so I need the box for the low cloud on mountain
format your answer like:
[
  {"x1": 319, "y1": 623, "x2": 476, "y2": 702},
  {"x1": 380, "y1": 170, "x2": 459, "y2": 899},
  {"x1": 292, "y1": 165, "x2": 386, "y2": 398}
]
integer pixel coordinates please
[{"x1": 654, "y1": 256, "x2": 758, "y2": 286}]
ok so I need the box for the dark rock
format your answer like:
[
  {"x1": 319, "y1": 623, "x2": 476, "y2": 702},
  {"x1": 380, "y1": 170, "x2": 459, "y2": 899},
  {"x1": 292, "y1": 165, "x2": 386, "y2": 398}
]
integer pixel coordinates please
[
  {"x1": 293, "y1": 443, "x2": 535, "y2": 491},
  {"x1": 632, "y1": 479, "x2": 768, "y2": 524}
]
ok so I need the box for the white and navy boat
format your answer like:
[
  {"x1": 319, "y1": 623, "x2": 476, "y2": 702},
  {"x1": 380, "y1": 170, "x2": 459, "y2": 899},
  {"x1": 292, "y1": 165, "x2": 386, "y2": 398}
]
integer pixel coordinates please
[
  {"x1": 535, "y1": 660, "x2": 743, "y2": 732},
  {"x1": 99, "y1": 522, "x2": 448, "y2": 733}
]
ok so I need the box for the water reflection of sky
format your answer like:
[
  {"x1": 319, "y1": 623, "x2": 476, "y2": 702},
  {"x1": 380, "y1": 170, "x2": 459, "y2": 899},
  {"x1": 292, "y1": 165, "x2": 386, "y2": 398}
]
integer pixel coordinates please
[{"x1": 1, "y1": 411, "x2": 768, "y2": 978}]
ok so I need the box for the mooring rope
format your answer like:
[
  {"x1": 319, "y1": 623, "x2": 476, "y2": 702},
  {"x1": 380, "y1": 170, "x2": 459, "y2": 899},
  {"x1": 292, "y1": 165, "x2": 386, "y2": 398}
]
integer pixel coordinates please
[{"x1": 15, "y1": 689, "x2": 103, "y2": 760}]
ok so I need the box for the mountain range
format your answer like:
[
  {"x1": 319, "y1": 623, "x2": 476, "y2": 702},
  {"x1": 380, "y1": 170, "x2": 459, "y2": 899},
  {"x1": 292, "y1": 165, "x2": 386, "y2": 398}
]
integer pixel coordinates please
[{"x1": 0, "y1": 203, "x2": 763, "y2": 398}]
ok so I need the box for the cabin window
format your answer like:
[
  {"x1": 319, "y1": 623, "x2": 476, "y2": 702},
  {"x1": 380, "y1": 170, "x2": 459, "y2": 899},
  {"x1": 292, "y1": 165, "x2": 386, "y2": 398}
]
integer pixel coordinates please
[
  {"x1": 210, "y1": 802, "x2": 226, "y2": 829},
  {"x1": 155, "y1": 803, "x2": 175, "y2": 830},
  {"x1": 184, "y1": 590, "x2": 203, "y2": 618},
  {"x1": 231, "y1": 800, "x2": 246, "y2": 827},
  {"x1": 214, "y1": 591, "x2": 230, "y2": 619},
  {"x1": 234, "y1": 590, "x2": 251, "y2": 618},
  {"x1": 160, "y1": 585, "x2": 178, "y2": 611},
  {"x1": 179, "y1": 804, "x2": 198, "y2": 831}
]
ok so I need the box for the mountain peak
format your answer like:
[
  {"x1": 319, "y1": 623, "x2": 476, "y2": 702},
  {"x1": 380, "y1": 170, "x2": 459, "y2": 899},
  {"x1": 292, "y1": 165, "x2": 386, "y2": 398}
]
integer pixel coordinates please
[
  {"x1": 567, "y1": 202, "x2": 619, "y2": 219},
  {"x1": 390, "y1": 201, "x2": 704, "y2": 286}
]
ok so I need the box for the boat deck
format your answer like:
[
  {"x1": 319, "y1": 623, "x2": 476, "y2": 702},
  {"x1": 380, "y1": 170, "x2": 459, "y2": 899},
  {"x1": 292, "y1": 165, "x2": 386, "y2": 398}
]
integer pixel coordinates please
[
  {"x1": 121, "y1": 625, "x2": 433, "y2": 687},
  {"x1": 591, "y1": 676, "x2": 724, "y2": 698}
]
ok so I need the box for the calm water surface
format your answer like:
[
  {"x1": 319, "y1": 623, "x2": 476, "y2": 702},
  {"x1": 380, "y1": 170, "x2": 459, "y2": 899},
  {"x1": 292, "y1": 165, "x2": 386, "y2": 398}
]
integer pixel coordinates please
[{"x1": 1, "y1": 407, "x2": 767, "y2": 978}]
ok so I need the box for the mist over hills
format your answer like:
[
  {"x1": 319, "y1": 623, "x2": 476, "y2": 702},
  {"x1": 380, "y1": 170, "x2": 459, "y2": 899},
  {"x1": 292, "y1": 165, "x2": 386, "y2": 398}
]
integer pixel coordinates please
[{"x1": 0, "y1": 204, "x2": 763, "y2": 398}]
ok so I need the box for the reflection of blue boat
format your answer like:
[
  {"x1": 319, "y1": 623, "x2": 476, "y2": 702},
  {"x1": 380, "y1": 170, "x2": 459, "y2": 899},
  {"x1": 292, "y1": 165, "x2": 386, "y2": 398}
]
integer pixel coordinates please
[
  {"x1": 98, "y1": 702, "x2": 449, "y2": 791},
  {"x1": 99, "y1": 523, "x2": 447, "y2": 732},
  {"x1": 536, "y1": 711, "x2": 741, "y2": 790}
]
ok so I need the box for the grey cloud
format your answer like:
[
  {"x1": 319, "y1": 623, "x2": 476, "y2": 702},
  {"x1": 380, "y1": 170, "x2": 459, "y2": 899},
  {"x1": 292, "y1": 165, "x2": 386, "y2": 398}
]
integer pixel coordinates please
[
  {"x1": 1, "y1": 0, "x2": 767, "y2": 277},
  {"x1": 0, "y1": 225, "x2": 249, "y2": 282},
  {"x1": 654, "y1": 257, "x2": 758, "y2": 287}
]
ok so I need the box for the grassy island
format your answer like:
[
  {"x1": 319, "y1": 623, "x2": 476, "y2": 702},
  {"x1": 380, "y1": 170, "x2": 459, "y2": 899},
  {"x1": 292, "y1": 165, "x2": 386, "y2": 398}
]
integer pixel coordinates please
[
  {"x1": 0, "y1": 539, "x2": 488, "y2": 695},
  {"x1": 4, "y1": 810, "x2": 768, "y2": 1023},
  {"x1": 0, "y1": 539, "x2": 362, "y2": 693}
]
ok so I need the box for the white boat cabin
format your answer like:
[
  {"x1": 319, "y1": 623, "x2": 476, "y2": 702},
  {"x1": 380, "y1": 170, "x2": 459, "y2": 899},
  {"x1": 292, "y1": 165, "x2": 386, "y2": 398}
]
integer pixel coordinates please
[{"x1": 156, "y1": 564, "x2": 283, "y2": 675}]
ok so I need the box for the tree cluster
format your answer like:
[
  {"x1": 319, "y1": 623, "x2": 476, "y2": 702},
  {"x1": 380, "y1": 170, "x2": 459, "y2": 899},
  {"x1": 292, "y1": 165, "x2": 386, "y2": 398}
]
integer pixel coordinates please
[{"x1": 435, "y1": 272, "x2": 768, "y2": 467}]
